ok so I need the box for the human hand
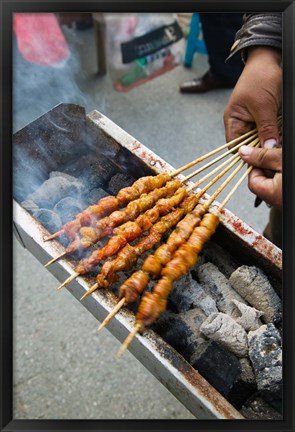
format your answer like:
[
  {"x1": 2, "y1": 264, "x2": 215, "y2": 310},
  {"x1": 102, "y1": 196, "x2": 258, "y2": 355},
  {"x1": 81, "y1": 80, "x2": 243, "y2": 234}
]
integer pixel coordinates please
[
  {"x1": 239, "y1": 145, "x2": 282, "y2": 208},
  {"x1": 224, "y1": 46, "x2": 282, "y2": 148}
]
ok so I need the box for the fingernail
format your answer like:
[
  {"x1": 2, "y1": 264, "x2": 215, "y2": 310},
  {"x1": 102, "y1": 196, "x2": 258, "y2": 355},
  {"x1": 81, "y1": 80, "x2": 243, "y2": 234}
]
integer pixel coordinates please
[
  {"x1": 254, "y1": 196, "x2": 263, "y2": 208},
  {"x1": 239, "y1": 145, "x2": 252, "y2": 156},
  {"x1": 263, "y1": 138, "x2": 278, "y2": 149}
]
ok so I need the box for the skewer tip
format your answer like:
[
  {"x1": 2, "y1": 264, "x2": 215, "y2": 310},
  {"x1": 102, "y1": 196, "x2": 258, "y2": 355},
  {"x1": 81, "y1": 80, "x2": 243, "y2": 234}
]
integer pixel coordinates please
[
  {"x1": 56, "y1": 272, "x2": 79, "y2": 291},
  {"x1": 96, "y1": 297, "x2": 126, "y2": 333},
  {"x1": 116, "y1": 323, "x2": 142, "y2": 359},
  {"x1": 80, "y1": 283, "x2": 99, "y2": 301},
  {"x1": 43, "y1": 230, "x2": 64, "y2": 242},
  {"x1": 44, "y1": 252, "x2": 66, "y2": 268}
]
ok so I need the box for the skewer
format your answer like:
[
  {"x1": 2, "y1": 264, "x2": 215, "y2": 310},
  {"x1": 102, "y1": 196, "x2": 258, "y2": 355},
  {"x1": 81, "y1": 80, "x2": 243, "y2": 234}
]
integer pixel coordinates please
[
  {"x1": 96, "y1": 297, "x2": 126, "y2": 332},
  {"x1": 216, "y1": 165, "x2": 254, "y2": 214},
  {"x1": 44, "y1": 252, "x2": 67, "y2": 267},
  {"x1": 182, "y1": 134, "x2": 258, "y2": 183},
  {"x1": 171, "y1": 128, "x2": 257, "y2": 177},
  {"x1": 56, "y1": 272, "x2": 79, "y2": 291},
  {"x1": 116, "y1": 323, "x2": 141, "y2": 358},
  {"x1": 44, "y1": 229, "x2": 64, "y2": 241},
  {"x1": 116, "y1": 151, "x2": 260, "y2": 356}
]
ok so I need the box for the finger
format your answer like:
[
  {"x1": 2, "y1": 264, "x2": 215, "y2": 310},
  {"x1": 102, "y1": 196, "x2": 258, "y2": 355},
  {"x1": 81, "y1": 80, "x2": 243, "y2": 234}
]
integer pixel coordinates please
[
  {"x1": 253, "y1": 106, "x2": 281, "y2": 148},
  {"x1": 223, "y1": 109, "x2": 254, "y2": 145},
  {"x1": 248, "y1": 169, "x2": 282, "y2": 207},
  {"x1": 239, "y1": 146, "x2": 282, "y2": 172}
]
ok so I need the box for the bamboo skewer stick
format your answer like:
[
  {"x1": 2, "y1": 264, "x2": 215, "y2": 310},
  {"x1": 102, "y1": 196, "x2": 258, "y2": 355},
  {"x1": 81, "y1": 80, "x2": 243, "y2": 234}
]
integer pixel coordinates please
[
  {"x1": 96, "y1": 298, "x2": 126, "y2": 332},
  {"x1": 56, "y1": 272, "x2": 79, "y2": 291},
  {"x1": 216, "y1": 165, "x2": 254, "y2": 215},
  {"x1": 45, "y1": 252, "x2": 67, "y2": 268},
  {"x1": 171, "y1": 128, "x2": 257, "y2": 177},
  {"x1": 116, "y1": 323, "x2": 141, "y2": 358},
  {"x1": 182, "y1": 134, "x2": 258, "y2": 183}
]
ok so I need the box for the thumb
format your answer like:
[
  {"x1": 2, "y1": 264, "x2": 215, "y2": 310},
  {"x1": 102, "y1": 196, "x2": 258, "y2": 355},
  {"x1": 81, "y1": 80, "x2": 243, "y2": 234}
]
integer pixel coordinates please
[
  {"x1": 254, "y1": 108, "x2": 280, "y2": 148},
  {"x1": 239, "y1": 146, "x2": 282, "y2": 172}
]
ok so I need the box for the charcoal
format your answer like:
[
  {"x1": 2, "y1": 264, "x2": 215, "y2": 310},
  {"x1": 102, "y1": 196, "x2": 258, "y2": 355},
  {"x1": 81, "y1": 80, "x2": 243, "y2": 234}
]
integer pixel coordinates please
[
  {"x1": 168, "y1": 272, "x2": 217, "y2": 315},
  {"x1": 63, "y1": 153, "x2": 118, "y2": 189},
  {"x1": 240, "y1": 394, "x2": 282, "y2": 420},
  {"x1": 107, "y1": 173, "x2": 135, "y2": 195},
  {"x1": 83, "y1": 188, "x2": 109, "y2": 207},
  {"x1": 21, "y1": 199, "x2": 39, "y2": 213},
  {"x1": 227, "y1": 358, "x2": 257, "y2": 409},
  {"x1": 151, "y1": 310, "x2": 206, "y2": 360},
  {"x1": 201, "y1": 241, "x2": 239, "y2": 277},
  {"x1": 64, "y1": 155, "x2": 103, "y2": 183},
  {"x1": 200, "y1": 312, "x2": 248, "y2": 358},
  {"x1": 229, "y1": 266, "x2": 282, "y2": 325},
  {"x1": 231, "y1": 300, "x2": 263, "y2": 331},
  {"x1": 196, "y1": 262, "x2": 247, "y2": 317},
  {"x1": 25, "y1": 175, "x2": 83, "y2": 209},
  {"x1": 248, "y1": 324, "x2": 282, "y2": 412},
  {"x1": 32, "y1": 209, "x2": 62, "y2": 233},
  {"x1": 190, "y1": 340, "x2": 241, "y2": 398},
  {"x1": 53, "y1": 197, "x2": 83, "y2": 224}
]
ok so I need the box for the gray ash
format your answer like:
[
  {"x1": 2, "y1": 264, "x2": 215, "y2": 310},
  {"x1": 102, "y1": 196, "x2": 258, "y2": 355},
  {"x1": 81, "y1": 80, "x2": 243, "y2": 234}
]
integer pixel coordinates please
[
  {"x1": 32, "y1": 209, "x2": 62, "y2": 233},
  {"x1": 23, "y1": 172, "x2": 83, "y2": 209},
  {"x1": 168, "y1": 272, "x2": 218, "y2": 316},
  {"x1": 54, "y1": 197, "x2": 83, "y2": 224}
]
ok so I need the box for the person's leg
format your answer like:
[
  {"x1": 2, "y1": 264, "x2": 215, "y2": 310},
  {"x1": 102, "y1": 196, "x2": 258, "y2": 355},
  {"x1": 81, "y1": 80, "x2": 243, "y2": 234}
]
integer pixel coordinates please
[
  {"x1": 200, "y1": 13, "x2": 244, "y2": 83},
  {"x1": 263, "y1": 207, "x2": 282, "y2": 249},
  {"x1": 180, "y1": 13, "x2": 244, "y2": 93}
]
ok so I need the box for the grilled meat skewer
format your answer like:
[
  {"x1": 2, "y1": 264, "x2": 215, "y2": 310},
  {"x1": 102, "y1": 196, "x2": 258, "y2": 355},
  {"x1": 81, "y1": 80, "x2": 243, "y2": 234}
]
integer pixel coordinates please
[
  {"x1": 136, "y1": 213, "x2": 220, "y2": 329},
  {"x1": 119, "y1": 203, "x2": 206, "y2": 304},
  {"x1": 45, "y1": 172, "x2": 171, "y2": 241},
  {"x1": 75, "y1": 186, "x2": 187, "y2": 274},
  {"x1": 79, "y1": 194, "x2": 201, "y2": 299}
]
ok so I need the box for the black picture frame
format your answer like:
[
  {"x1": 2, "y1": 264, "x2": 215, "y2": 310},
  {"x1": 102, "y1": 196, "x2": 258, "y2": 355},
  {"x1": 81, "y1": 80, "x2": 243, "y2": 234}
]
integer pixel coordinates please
[{"x1": 1, "y1": 1, "x2": 294, "y2": 431}]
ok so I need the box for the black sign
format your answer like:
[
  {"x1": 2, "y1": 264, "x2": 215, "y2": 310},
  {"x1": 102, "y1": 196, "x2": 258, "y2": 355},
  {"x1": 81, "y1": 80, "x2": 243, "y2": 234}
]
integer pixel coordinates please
[{"x1": 121, "y1": 20, "x2": 183, "y2": 64}]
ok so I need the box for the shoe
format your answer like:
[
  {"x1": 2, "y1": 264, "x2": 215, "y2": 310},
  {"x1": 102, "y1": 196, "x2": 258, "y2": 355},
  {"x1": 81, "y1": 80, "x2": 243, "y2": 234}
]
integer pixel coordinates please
[{"x1": 180, "y1": 70, "x2": 235, "y2": 93}]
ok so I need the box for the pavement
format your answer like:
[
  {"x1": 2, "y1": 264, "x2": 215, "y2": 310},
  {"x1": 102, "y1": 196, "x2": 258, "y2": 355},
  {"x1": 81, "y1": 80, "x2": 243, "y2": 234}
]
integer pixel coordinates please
[{"x1": 13, "y1": 19, "x2": 269, "y2": 420}]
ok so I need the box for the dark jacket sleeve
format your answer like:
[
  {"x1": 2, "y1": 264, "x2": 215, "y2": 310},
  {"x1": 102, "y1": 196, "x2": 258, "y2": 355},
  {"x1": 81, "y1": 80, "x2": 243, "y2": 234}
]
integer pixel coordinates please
[{"x1": 227, "y1": 13, "x2": 282, "y2": 62}]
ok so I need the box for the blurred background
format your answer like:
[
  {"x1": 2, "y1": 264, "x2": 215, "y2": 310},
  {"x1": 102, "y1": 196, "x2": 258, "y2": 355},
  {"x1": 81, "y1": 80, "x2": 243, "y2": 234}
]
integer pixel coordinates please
[{"x1": 13, "y1": 12, "x2": 270, "y2": 419}]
